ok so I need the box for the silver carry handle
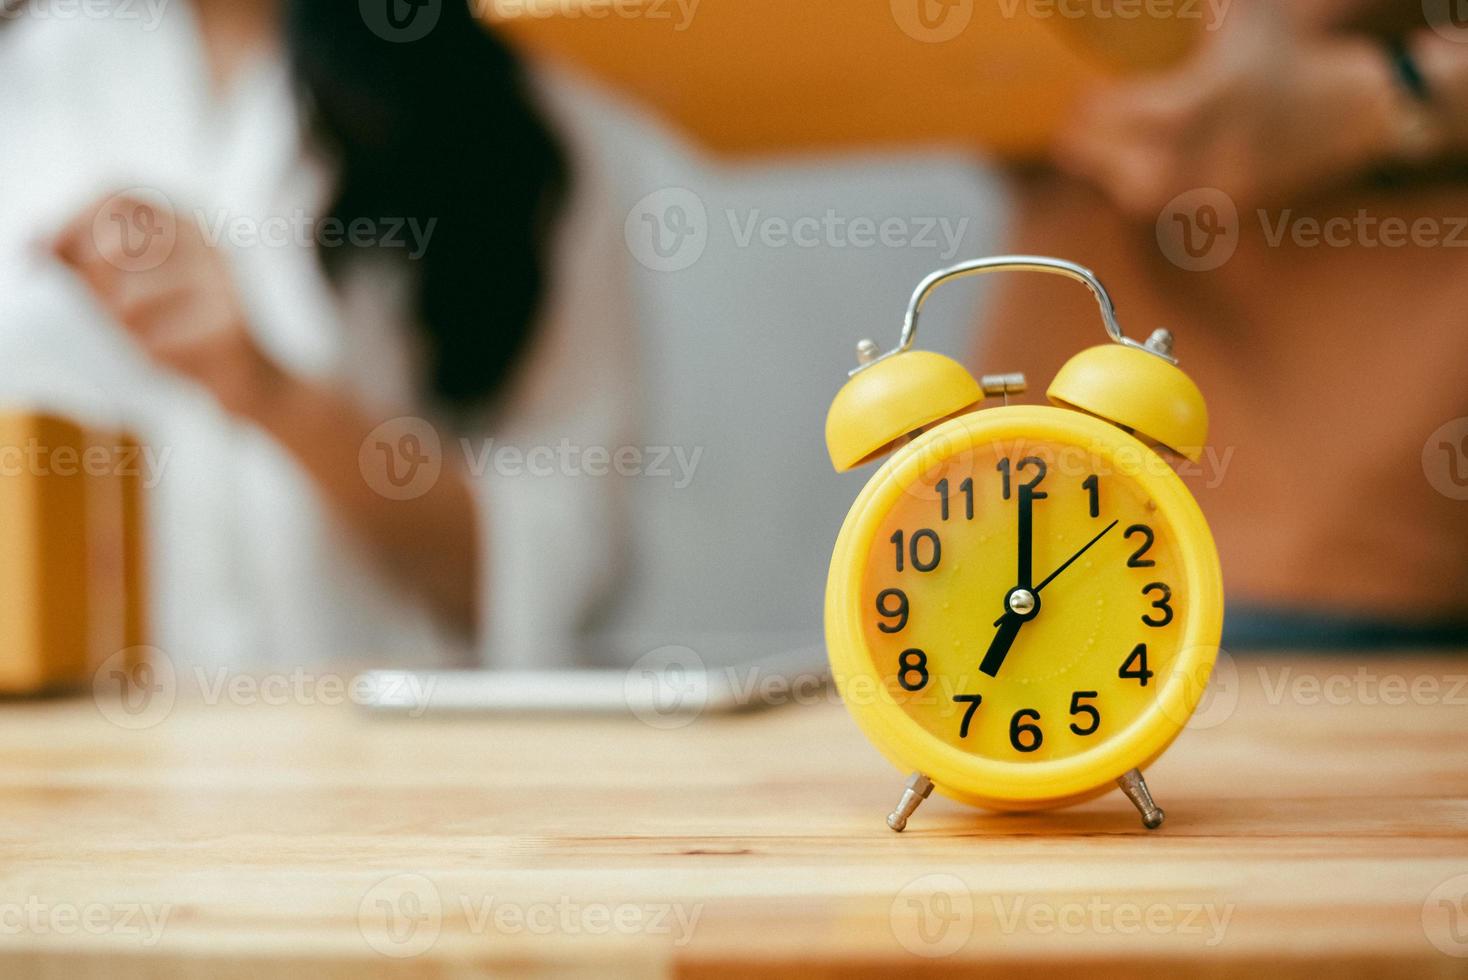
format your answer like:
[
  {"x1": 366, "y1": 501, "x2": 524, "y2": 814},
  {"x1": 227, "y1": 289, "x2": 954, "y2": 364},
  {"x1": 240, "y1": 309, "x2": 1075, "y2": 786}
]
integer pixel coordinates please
[{"x1": 851, "y1": 255, "x2": 1176, "y2": 376}]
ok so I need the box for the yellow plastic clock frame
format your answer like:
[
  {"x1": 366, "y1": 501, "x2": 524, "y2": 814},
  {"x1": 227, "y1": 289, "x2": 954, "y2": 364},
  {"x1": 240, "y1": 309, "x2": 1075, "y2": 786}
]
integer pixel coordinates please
[{"x1": 825, "y1": 403, "x2": 1224, "y2": 812}]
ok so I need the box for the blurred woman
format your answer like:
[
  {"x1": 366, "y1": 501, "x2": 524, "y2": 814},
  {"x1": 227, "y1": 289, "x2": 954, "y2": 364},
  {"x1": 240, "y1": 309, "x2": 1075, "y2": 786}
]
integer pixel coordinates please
[{"x1": 0, "y1": 0, "x2": 634, "y2": 667}]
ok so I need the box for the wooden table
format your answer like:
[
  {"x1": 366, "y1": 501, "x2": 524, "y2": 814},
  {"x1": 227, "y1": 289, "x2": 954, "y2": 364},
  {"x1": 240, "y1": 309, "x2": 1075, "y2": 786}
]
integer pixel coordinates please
[{"x1": 3, "y1": 655, "x2": 1467, "y2": 977}]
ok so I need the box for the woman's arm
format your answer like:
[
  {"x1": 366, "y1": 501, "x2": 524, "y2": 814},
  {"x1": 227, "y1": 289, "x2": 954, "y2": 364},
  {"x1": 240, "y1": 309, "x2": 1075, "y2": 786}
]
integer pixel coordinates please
[
  {"x1": 51, "y1": 192, "x2": 479, "y2": 634},
  {"x1": 1052, "y1": 2, "x2": 1468, "y2": 218},
  {"x1": 1414, "y1": 29, "x2": 1468, "y2": 160}
]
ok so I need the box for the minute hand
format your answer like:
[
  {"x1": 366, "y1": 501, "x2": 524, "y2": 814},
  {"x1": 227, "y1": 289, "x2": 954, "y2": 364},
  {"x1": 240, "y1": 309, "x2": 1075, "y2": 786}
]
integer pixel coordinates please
[
  {"x1": 994, "y1": 520, "x2": 1119, "y2": 627},
  {"x1": 1036, "y1": 519, "x2": 1119, "y2": 594}
]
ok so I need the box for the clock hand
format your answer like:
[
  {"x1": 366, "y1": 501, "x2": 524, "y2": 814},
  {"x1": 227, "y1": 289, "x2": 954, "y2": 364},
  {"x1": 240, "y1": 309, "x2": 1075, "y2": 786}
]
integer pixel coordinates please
[
  {"x1": 978, "y1": 611, "x2": 1024, "y2": 678},
  {"x1": 1034, "y1": 519, "x2": 1119, "y2": 594},
  {"x1": 1016, "y1": 483, "x2": 1035, "y2": 591},
  {"x1": 983, "y1": 482, "x2": 1039, "y2": 678},
  {"x1": 992, "y1": 520, "x2": 1120, "y2": 627}
]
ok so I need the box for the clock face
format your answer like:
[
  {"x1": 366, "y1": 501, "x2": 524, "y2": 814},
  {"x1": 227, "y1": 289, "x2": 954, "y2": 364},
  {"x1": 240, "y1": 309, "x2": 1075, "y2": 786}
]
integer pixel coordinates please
[{"x1": 857, "y1": 432, "x2": 1191, "y2": 766}]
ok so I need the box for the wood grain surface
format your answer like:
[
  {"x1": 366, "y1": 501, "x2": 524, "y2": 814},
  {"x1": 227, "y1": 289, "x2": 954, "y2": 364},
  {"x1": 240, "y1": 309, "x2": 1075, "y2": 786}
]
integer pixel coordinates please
[{"x1": 2, "y1": 654, "x2": 1466, "y2": 977}]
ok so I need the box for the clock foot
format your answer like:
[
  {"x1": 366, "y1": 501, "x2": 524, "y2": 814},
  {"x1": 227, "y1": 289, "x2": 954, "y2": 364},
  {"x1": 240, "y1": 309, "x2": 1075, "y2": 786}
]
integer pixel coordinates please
[
  {"x1": 886, "y1": 772, "x2": 934, "y2": 832},
  {"x1": 1116, "y1": 768, "x2": 1165, "y2": 830}
]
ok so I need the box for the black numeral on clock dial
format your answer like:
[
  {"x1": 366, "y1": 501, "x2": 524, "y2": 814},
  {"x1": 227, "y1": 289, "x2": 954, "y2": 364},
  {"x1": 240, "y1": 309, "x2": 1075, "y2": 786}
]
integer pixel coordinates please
[
  {"x1": 997, "y1": 456, "x2": 1048, "y2": 500},
  {"x1": 1009, "y1": 708, "x2": 1044, "y2": 752},
  {"x1": 953, "y1": 694, "x2": 982, "y2": 737},
  {"x1": 897, "y1": 649, "x2": 929, "y2": 691},
  {"x1": 1068, "y1": 691, "x2": 1101, "y2": 736},
  {"x1": 1082, "y1": 474, "x2": 1099, "y2": 518},
  {"x1": 1125, "y1": 524, "x2": 1156, "y2": 567},
  {"x1": 935, "y1": 478, "x2": 974, "y2": 521},
  {"x1": 1119, "y1": 643, "x2": 1153, "y2": 685},
  {"x1": 875, "y1": 588, "x2": 908, "y2": 633},
  {"x1": 1141, "y1": 582, "x2": 1174, "y2": 627},
  {"x1": 890, "y1": 529, "x2": 941, "y2": 572}
]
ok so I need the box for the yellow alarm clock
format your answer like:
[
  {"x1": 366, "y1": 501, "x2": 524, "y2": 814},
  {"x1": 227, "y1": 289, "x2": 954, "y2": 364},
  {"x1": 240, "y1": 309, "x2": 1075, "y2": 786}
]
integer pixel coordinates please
[{"x1": 824, "y1": 256, "x2": 1223, "y2": 831}]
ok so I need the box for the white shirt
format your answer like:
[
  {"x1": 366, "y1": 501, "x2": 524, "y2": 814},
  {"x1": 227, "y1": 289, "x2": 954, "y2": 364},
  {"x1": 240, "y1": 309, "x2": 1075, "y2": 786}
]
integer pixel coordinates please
[{"x1": 0, "y1": 6, "x2": 635, "y2": 670}]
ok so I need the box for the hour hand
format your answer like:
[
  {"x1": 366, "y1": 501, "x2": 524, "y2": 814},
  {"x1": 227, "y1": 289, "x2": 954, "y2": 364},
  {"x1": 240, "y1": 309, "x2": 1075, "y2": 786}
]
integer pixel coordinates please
[{"x1": 979, "y1": 612, "x2": 1023, "y2": 678}]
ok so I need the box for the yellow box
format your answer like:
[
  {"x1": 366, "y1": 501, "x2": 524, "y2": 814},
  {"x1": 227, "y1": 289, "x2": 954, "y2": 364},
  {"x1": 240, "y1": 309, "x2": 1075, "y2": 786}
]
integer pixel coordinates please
[{"x1": 0, "y1": 414, "x2": 147, "y2": 695}]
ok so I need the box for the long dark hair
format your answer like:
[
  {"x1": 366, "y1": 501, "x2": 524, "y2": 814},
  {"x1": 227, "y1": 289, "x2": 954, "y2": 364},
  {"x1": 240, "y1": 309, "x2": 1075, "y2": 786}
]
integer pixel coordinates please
[{"x1": 284, "y1": 0, "x2": 568, "y2": 409}]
